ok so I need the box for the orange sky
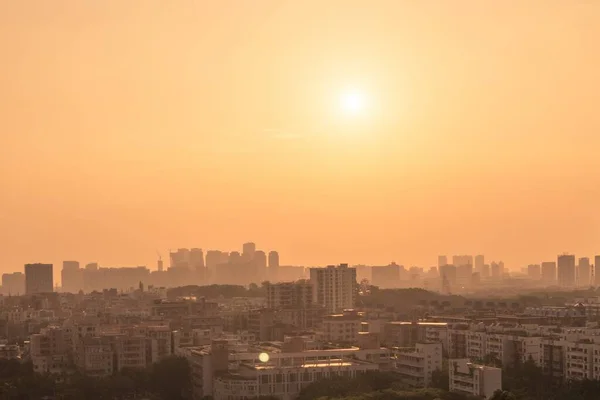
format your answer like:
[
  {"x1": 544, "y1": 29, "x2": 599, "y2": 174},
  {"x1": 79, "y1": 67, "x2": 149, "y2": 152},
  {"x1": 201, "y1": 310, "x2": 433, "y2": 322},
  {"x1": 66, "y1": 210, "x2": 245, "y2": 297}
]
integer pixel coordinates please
[{"x1": 1, "y1": 1, "x2": 600, "y2": 274}]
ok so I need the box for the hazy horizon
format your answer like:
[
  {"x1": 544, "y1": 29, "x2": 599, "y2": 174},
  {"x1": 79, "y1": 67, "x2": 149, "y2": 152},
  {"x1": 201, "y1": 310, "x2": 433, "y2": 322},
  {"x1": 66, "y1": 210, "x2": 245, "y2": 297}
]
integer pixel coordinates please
[{"x1": 2, "y1": 1, "x2": 600, "y2": 273}]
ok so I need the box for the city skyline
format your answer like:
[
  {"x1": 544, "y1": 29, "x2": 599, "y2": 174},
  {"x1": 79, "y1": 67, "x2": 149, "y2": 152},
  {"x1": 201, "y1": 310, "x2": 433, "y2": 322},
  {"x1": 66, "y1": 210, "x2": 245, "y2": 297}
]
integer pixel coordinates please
[{"x1": 2, "y1": 2, "x2": 600, "y2": 272}]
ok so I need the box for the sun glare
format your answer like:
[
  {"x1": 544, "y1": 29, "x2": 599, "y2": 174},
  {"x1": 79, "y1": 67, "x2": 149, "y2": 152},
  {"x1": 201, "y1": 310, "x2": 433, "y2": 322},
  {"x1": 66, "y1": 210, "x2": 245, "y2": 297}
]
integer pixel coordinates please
[{"x1": 339, "y1": 89, "x2": 366, "y2": 116}]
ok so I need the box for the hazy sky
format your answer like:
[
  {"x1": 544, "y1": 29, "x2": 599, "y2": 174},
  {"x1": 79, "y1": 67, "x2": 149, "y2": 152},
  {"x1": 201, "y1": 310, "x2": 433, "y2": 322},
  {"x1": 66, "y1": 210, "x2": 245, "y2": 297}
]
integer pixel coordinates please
[{"x1": 1, "y1": 1, "x2": 600, "y2": 274}]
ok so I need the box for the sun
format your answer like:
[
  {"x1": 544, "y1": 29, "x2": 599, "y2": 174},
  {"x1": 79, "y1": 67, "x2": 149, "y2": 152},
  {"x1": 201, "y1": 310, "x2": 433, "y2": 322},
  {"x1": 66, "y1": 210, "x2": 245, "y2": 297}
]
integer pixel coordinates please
[{"x1": 339, "y1": 89, "x2": 367, "y2": 116}]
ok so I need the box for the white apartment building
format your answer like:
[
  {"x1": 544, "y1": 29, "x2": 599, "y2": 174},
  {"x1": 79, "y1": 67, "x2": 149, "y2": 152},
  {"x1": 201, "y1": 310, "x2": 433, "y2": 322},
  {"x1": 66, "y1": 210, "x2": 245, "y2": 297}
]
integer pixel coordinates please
[
  {"x1": 310, "y1": 264, "x2": 356, "y2": 313},
  {"x1": 449, "y1": 359, "x2": 502, "y2": 399},
  {"x1": 394, "y1": 342, "x2": 443, "y2": 387}
]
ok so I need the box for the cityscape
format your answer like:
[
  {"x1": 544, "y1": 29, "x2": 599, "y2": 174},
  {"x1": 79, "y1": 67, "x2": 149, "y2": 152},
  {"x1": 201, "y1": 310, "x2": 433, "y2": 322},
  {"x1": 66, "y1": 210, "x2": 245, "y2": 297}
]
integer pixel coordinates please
[
  {"x1": 4, "y1": 247, "x2": 599, "y2": 297},
  {"x1": 0, "y1": 246, "x2": 600, "y2": 398},
  {"x1": 3, "y1": 1, "x2": 600, "y2": 400}
]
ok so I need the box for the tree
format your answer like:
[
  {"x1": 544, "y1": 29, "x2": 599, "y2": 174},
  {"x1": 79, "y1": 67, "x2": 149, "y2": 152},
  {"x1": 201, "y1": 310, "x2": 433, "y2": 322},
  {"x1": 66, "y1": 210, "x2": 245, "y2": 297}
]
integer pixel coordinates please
[
  {"x1": 489, "y1": 390, "x2": 518, "y2": 400},
  {"x1": 150, "y1": 356, "x2": 192, "y2": 400},
  {"x1": 431, "y1": 368, "x2": 449, "y2": 391}
]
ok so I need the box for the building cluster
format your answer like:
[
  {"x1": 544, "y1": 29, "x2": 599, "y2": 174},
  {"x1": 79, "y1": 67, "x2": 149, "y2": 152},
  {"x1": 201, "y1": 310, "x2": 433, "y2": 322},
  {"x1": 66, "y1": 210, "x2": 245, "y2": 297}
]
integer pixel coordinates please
[
  {"x1": 8, "y1": 251, "x2": 600, "y2": 399},
  {"x1": 0, "y1": 243, "x2": 285, "y2": 295}
]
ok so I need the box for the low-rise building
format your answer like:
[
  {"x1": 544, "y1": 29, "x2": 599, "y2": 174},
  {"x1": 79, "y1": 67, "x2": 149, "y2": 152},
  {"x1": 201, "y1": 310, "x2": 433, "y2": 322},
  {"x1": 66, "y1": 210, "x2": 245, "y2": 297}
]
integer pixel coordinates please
[
  {"x1": 449, "y1": 358, "x2": 502, "y2": 399},
  {"x1": 394, "y1": 342, "x2": 443, "y2": 387},
  {"x1": 322, "y1": 310, "x2": 361, "y2": 344}
]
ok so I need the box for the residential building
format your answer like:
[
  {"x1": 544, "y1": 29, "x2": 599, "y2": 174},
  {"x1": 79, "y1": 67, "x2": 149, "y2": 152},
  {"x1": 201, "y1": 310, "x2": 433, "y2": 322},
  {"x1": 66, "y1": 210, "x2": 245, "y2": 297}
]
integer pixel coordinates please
[
  {"x1": 578, "y1": 257, "x2": 591, "y2": 287},
  {"x1": 558, "y1": 254, "x2": 576, "y2": 287},
  {"x1": 25, "y1": 263, "x2": 53, "y2": 294},
  {"x1": 542, "y1": 262, "x2": 557, "y2": 285},
  {"x1": 449, "y1": 359, "x2": 502, "y2": 399},
  {"x1": 322, "y1": 309, "x2": 361, "y2": 344},
  {"x1": 310, "y1": 264, "x2": 357, "y2": 314},
  {"x1": 395, "y1": 342, "x2": 443, "y2": 387},
  {"x1": 266, "y1": 281, "x2": 313, "y2": 309}
]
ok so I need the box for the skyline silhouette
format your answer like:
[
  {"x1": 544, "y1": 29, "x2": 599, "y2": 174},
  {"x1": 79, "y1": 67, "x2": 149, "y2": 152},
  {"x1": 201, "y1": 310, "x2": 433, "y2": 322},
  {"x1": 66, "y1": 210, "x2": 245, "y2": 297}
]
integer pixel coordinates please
[{"x1": 2, "y1": 2, "x2": 600, "y2": 271}]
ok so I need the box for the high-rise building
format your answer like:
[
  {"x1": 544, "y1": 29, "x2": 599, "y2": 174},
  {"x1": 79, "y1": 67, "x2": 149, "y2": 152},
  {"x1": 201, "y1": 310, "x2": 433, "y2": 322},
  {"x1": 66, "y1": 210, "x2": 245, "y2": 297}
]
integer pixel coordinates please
[
  {"x1": 1, "y1": 272, "x2": 25, "y2": 295},
  {"x1": 170, "y1": 249, "x2": 190, "y2": 269},
  {"x1": 254, "y1": 251, "x2": 267, "y2": 268},
  {"x1": 229, "y1": 252, "x2": 242, "y2": 265},
  {"x1": 481, "y1": 264, "x2": 490, "y2": 279},
  {"x1": 595, "y1": 256, "x2": 600, "y2": 286},
  {"x1": 438, "y1": 256, "x2": 448, "y2": 268},
  {"x1": 25, "y1": 263, "x2": 54, "y2": 295},
  {"x1": 190, "y1": 248, "x2": 205, "y2": 269},
  {"x1": 61, "y1": 261, "x2": 83, "y2": 293},
  {"x1": 242, "y1": 242, "x2": 256, "y2": 261},
  {"x1": 541, "y1": 262, "x2": 557, "y2": 285},
  {"x1": 557, "y1": 254, "x2": 576, "y2": 287},
  {"x1": 527, "y1": 264, "x2": 541, "y2": 280},
  {"x1": 206, "y1": 251, "x2": 223, "y2": 270},
  {"x1": 268, "y1": 251, "x2": 280, "y2": 268},
  {"x1": 453, "y1": 255, "x2": 473, "y2": 267},
  {"x1": 372, "y1": 263, "x2": 401, "y2": 289},
  {"x1": 456, "y1": 264, "x2": 474, "y2": 288},
  {"x1": 439, "y1": 264, "x2": 457, "y2": 290},
  {"x1": 310, "y1": 264, "x2": 357, "y2": 313},
  {"x1": 266, "y1": 281, "x2": 314, "y2": 309},
  {"x1": 490, "y1": 262, "x2": 504, "y2": 280},
  {"x1": 474, "y1": 255, "x2": 485, "y2": 273},
  {"x1": 578, "y1": 257, "x2": 591, "y2": 287}
]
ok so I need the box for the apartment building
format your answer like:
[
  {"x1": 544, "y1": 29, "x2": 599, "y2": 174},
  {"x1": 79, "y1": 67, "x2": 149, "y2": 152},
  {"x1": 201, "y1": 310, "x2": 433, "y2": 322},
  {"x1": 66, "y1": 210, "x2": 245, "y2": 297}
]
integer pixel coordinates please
[
  {"x1": 309, "y1": 264, "x2": 357, "y2": 313},
  {"x1": 322, "y1": 309, "x2": 362, "y2": 344},
  {"x1": 449, "y1": 359, "x2": 502, "y2": 399},
  {"x1": 383, "y1": 322, "x2": 448, "y2": 352},
  {"x1": 114, "y1": 335, "x2": 147, "y2": 370},
  {"x1": 74, "y1": 336, "x2": 114, "y2": 377},
  {"x1": 394, "y1": 342, "x2": 443, "y2": 387},
  {"x1": 266, "y1": 281, "x2": 314, "y2": 309},
  {"x1": 30, "y1": 326, "x2": 70, "y2": 374}
]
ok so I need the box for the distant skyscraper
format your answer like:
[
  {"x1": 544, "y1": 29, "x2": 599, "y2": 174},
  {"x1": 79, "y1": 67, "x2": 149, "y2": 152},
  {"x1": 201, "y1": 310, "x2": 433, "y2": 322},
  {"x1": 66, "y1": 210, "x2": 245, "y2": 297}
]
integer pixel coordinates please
[
  {"x1": 438, "y1": 256, "x2": 448, "y2": 268},
  {"x1": 594, "y1": 256, "x2": 600, "y2": 286},
  {"x1": 25, "y1": 263, "x2": 54, "y2": 295},
  {"x1": 268, "y1": 251, "x2": 280, "y2": 268},
  {"x1": 254, "y1": 251, "x2": 267, "y2": 268},
  {"x1": 229, "y1": 251, "x2": 242, "y2": 265},
  {"x1": 372, "y1": 264, "x2": 401, "y2": 288},
  {"x1": 541, "y1": 261, "x2": 557, "y2": 285},
  {"x1": 557, "y1": 254, "x2": 576, "y2": 287},
  {"x1": 490, "y1": 262, "x2": 503, "y2": 280},
  {"x1": 61, "y1": 261, "x2": 82, "y2": 293},
  {"x1": 253, "y1": 250, "x2": 268, "y2": 282},
  {"x1": 474, "y1": 255, "x2": 484, "y2": 273},
  {"x1": 481, "y1": 264, "x2": 490, "y2": 279},
  {"x1": 439, "y1": 264, "x2": 457, "y2": 292},
  {"x1": 1, "y1": 272, "x2": 25, "y2": 295},
  {"x1": 190, "y1": 248, "x2": 205, "y2": 269},
  {"x1": 206, "y1": 251, "x2": 223, "y2": 270},
  {"x1": 578, "y1": 257, "x2": 591, "y2": 287},
  {"x1": 242, "y1": 242, "x2": 256, "y2": 261},
  {"x1": 170, "y1": 248, "x2": 190, "y2": 269},
  {"x1": 157, "y1": 257, "x2": 164, "y2": 272},
  {"x1": 310, "y1": 264, "x2": 356, "y2": 313},
  {"x1": 527, "y1": 264, "x2": 541, "y2": 280}
]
